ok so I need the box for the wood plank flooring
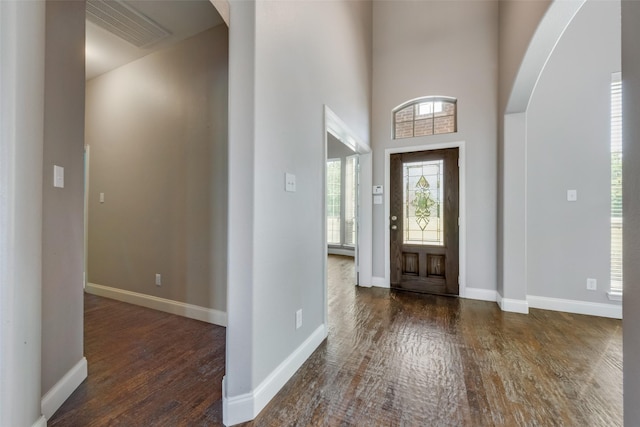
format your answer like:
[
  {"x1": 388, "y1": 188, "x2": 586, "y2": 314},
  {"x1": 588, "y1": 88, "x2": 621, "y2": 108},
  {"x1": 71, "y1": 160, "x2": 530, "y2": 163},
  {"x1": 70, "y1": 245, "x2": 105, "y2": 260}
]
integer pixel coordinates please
[
  {"x1": 48, "y1": 294, "x2": 226, "y2": 426},
  {"x1": 50, "y1": 255, "x2": 622, "y2": 426}
]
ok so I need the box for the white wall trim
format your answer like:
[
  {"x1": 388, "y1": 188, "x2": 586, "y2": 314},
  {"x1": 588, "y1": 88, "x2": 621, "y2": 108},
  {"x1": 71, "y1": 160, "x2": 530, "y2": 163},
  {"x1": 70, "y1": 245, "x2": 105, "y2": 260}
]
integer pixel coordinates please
[
  {"x1": 86, "y1": 283, "x2": 227, "y2": 327},
  {"x1": 497, "y1": 292, "x2": 529, "y2": 314},
  {"x1": 41, "y1": 357, "x2": 87, "y2": 420},
  {"x1": 528, "y1": 295, "x2": 622, "y2": 319},
  {"x1": 223, "y1": 324, "x2": 327, "y2": 426},
  {"x1": 32, "y1": 416, "x2": 47, "y2": 427},
  {"x1": 607, "y1": 291, "x2": 622, "y2": 302},
  {"x1": 371, "y1": 276, "x2": 388, "y2": 288},
  {"x1": 328, "y1": 247, "x2": 355, "y2": 257},
  {"x1": 384, "y1": 141, "x2": 466, "y2": 294},
  {"x1": 462, "y1": 287, "x2": 497, "y2": 302}
]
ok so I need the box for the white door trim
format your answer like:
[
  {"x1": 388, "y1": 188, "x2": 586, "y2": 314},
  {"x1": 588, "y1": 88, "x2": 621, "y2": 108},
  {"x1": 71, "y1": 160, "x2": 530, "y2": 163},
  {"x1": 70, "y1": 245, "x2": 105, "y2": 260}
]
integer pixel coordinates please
[
  {"x1": 384, "y1": 141, "x2": 466, "y2": 296},
  {"x1": 323, "y1": 105, "x2": 372, "y2": 326},
  {"x1": 83, "y1": 145, "x2": 90, "y2": 289}
]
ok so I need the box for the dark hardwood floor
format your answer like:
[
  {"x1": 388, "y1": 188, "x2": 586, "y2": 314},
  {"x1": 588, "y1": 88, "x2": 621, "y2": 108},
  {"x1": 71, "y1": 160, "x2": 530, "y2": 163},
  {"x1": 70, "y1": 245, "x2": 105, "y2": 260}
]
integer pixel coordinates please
[
  {"x1": 50, "y1": 255, "x2": 622, "y2": 426},
  {"x1": 48, "y1": 294, "x2": 226, "y2": 426}
]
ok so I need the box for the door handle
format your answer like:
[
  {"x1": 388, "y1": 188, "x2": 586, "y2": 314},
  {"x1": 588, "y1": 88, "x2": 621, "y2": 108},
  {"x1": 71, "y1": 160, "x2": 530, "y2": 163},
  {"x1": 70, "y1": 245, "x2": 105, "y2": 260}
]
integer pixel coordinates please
[
  {"x1": 391, "y1": 225, "x2": 398, "y2": 230},
  {"x1": 391, "y1": 215, "x2": 397, "y2": 221}
]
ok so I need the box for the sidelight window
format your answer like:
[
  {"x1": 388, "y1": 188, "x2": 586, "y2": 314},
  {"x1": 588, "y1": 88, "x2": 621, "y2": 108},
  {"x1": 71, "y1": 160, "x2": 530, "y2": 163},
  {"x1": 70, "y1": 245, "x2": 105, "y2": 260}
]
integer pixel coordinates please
[
  {"x1": 344, "y1": 155, "x2": 358, "y2": 247},
  {"x1": 327, "y1": 156, "x2": 358, "y2": 247},
  {"x1": 610, "y1": 72, "x2": 623, "y2": 296},
  {"x1": 327, "y1": 159, "x2": 341, "y2": 245}
]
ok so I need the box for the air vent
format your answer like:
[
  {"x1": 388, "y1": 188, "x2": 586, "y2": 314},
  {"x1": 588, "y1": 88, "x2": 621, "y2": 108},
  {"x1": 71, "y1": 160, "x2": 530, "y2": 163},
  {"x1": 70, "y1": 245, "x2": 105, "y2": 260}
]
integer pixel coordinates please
[{"x1": 86, "y1": 0, "x2": 171, "y2": 48}]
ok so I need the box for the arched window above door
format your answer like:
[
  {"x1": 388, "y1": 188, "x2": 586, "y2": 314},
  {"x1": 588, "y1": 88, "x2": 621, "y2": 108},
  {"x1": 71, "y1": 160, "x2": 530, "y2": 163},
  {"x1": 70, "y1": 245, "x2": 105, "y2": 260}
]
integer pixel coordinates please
[{"x1": 393, "y1": 96, "x2": 457, "y2": 139}]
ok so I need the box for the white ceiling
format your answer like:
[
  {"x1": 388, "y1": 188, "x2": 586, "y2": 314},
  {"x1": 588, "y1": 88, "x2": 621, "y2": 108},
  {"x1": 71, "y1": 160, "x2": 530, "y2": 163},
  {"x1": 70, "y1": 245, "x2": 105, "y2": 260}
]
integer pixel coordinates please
[{"x1": 86, "y1": 0, "x2": 224, "y2": 81}]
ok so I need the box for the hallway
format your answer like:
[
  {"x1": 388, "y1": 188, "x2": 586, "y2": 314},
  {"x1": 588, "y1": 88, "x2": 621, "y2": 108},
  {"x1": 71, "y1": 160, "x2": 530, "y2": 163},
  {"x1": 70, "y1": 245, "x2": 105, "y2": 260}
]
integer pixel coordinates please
[{"x1": 50, "y1": 255, "x2": 622, "y2": 426}]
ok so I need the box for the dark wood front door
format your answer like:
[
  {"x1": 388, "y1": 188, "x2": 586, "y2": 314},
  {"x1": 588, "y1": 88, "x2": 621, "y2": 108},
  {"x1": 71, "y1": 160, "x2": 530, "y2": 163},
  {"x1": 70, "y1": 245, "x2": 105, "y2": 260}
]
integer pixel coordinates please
[{"x1": 390, "y1": 148, "x2": 459, "y2": 295}]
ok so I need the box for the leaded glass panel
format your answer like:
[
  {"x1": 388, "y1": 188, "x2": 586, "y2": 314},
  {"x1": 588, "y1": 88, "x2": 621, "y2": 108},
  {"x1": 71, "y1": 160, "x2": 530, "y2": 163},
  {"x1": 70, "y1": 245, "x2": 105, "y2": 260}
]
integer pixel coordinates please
[{"x1": 403, "y1": 160, "x2": 444, "y2": 245}]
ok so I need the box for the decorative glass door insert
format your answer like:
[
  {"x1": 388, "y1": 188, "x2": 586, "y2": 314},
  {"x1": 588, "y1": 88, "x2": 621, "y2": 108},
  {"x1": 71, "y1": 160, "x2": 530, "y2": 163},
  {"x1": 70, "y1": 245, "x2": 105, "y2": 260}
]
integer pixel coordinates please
[{"x1": 403, "y1": 160, "x2": 444, "y2": 246}]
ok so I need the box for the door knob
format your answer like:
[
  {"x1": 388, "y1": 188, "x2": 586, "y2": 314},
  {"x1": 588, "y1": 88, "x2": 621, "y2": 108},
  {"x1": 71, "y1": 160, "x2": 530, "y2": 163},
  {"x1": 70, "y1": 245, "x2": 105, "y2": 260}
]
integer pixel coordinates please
[
  {"x1": 391, "y1": 215, "x2": 397, "y2": 221},
  {"x1": 391, "y1": 225, "x2": 398, "y2": 230}
]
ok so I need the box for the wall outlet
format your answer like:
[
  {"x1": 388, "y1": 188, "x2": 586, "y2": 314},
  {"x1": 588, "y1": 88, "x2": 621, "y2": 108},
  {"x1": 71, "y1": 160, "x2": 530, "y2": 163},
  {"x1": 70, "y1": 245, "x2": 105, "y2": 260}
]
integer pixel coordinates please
[
  {"x1": 155, "y1": 273, "x2": 162, "y2": 286},
  {"x1": 295, "y1": 309, "x2": 302, "y2": 329},
  {"x1": 586, "y1": 278, "x2": 597, "y2": 291}
]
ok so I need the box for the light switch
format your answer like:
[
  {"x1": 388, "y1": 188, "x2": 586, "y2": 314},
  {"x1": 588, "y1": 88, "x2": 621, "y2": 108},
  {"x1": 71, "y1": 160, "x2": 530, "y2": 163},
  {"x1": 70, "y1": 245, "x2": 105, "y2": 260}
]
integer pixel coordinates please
[
  {"x1": 373, "y1": 195, "x2": 383, "y2": 205},
  {"x1": 99, "y1": 193, "x2": 105, "y2": 203},
  {"x1": 373, "y1": 185, "x2": 383, "y2": 195},
  {"x1": 285, "y1": 173, "x2": 296, "y2": 192},
  {"x1": 53, "y1": 165, "x2": 64, "y2": 188},
  {"x1": 567, "y1": 189, "x2": 577, "y2": 202}
]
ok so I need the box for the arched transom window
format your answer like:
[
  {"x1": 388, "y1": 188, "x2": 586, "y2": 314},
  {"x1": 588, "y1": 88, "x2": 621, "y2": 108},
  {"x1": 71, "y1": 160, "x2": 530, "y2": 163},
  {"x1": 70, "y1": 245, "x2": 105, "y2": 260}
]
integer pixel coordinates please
[{"x1": 393, "y1": 97, "x2": 457, "y2": 139}]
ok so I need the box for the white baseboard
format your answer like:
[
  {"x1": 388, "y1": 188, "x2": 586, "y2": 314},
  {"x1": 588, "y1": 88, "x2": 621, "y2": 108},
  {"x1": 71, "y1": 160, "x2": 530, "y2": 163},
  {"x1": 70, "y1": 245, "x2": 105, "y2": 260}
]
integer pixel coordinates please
[
  {"x1": 32, "y1": 416, "x2": 47, "y2": 427},
  {"x1": 371, "y1": 276, "x2": 388, "y2": 288},
  {"x1": 41, "y1": 357, "x2": 87, "y2": 420},
  {"x1": 223, "y1": 324, "x2": 327, "y2": 426},
  {"x1": 86, "y1": 283, "x2": 227, "y2": 327},
  {"x1": 497, "y1": 292, "x2": 529, "y2": 314},
  {"x1": 327, "y1": 247, "x2": 355, "y2": 257},
  {"x1": 527, "y1": 295, "x2": 622, "y2": 319},
  {"x1": 462, "y1": 287, "x2": 497, "y2": 302}
]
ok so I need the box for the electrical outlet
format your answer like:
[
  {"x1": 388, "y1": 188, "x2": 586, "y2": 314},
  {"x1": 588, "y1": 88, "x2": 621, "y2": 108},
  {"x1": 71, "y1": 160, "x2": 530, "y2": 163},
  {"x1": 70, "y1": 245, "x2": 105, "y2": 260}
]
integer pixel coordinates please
[
  {"x1": 586, "y1": 278, "x2": 597, "y2": 291},
  {"x1": 155, "y1": 273, "x2": 162, "y2": 286},
  {"x1": 295, "y1": 309, "x2": 302, "y2": 329}
]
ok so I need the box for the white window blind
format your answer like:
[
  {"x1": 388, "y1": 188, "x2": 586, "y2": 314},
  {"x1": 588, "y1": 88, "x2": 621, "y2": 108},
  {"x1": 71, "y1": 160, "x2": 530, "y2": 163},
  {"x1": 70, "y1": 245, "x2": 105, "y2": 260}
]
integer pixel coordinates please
[
  {"x1": 327, "y1": 159, "x2": 341, "y2": 245},
  {"x1": 344, "y1": 155, "x2": 358, "y2": 246},
  {"x1": 610, "y1": 72, "x2": 623, "y2": 294}
]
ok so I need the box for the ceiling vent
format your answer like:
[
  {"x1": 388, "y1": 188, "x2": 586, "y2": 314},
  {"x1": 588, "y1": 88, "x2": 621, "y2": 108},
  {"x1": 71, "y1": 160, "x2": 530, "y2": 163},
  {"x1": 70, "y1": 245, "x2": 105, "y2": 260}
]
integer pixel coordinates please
[{"x1": 86, "y1": 0, "x2": 171, "y2": 48}]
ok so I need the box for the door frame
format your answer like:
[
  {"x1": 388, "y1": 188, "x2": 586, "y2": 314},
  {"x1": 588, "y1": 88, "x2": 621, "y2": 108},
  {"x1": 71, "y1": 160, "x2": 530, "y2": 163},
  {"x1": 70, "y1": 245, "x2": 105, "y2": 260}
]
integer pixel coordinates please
[
  {"x1": 84, "y1": 145, "x2": 90, "y2": 289},
  {"x1": 323, "y1": 105, "x2": 372, "y2": 327},
  {"x1": 384, "y1": 141, "x2": 466, "y2": 296}
]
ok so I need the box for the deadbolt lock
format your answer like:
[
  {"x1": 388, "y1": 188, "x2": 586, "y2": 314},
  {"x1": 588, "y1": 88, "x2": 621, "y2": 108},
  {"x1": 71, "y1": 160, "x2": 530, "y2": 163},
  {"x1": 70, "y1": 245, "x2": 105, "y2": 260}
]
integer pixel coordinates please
[{"x1": 391, "y1": 215, "x2": 397, "y2": 221}]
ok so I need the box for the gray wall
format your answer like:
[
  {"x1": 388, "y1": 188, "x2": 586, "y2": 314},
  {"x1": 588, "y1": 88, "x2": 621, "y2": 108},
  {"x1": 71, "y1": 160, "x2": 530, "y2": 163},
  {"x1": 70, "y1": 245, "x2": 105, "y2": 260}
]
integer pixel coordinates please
[
  {"x1": 328, "y1": 133, "x2": 357, "y2": 159},
  {"x1": 0, "y1": 1, "x2": 46, "y2": 425},
  {"x1": 42, "y1": 0, "x2": 86, "y2": 398},
  {"x1": 252, "y1": 0, "x2": 372, "y2": 385},
  {"x1": 496, "y1": 0, "x2": 551, "y2": 297},
  {"x1": 498, "y1": 0, "x2": 552, "y2": 115},
  {"x1": 526, "y1": 0, "x2": 621, "y2": 305},
  {"x1": 226, "y1": 0, "x2": 372, "y2": 400},
  {"x1": 85, "y1": 25, "x2": 228, "y2": 312},
  {"x1": 622, "y1": 0, "x2": 640, "y2": 423},
  {"x1": 371, "y1": 0, "x2": 498, "y2": 291}
]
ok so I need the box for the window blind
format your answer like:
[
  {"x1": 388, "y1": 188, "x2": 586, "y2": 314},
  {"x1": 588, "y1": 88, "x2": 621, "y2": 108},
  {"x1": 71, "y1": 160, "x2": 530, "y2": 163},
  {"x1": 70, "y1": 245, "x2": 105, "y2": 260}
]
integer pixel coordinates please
[{"x1": 610, "y1": 73, "x2": 623, "y2": 294}]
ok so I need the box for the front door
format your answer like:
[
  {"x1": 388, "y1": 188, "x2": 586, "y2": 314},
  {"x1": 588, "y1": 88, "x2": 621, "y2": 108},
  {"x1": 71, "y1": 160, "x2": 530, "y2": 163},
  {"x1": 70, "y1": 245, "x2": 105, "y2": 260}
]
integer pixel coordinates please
[{"x1": 390, "y1": 148, "x2": 459, "y2": 295}]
